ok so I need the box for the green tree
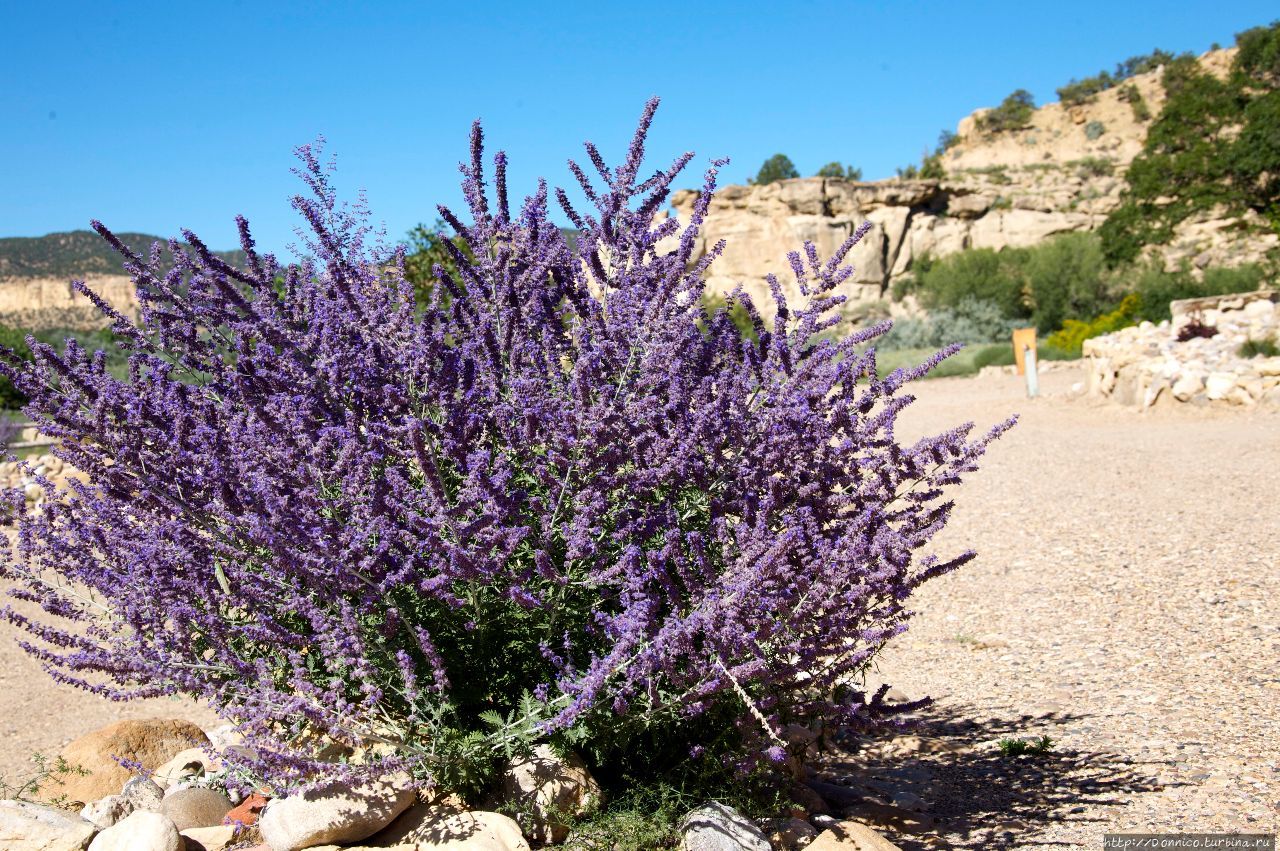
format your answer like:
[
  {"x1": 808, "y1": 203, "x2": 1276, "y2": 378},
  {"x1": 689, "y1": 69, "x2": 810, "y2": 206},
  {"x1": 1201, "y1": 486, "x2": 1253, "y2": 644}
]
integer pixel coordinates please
[
  {"x1": 0, "y1": 325, "x2": 32, "y2": 410},
  {"x1": 977, "y1": 90, "x2": 1036, "y2": 133},
  {"x1": 1024, "y1": 232, "x2": 1111, "y2": 333},
  {"x1": 752, "y1": 154, "x2": 799, "y2": 186},
  {"x1": 815, "y1": 162, "x2": 862, "y2": 180},
  {"x1": 403, "y1": 219, "x2": 474, "y2": 306}
]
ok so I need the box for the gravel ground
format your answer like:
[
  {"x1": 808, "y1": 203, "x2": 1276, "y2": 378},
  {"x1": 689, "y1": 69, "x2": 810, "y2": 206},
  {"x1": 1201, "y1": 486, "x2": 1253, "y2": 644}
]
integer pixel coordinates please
[
  {"x1": 1, "y1": 364, "x2": 1276, "y2": 849},
  {"x1": 818, "y1": 366, "x2": 1279, "y2": 848}
]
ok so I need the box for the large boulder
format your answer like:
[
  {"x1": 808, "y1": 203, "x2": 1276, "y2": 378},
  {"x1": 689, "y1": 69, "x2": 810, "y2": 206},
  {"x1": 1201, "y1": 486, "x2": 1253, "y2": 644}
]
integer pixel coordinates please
[
  {"x1": 493, "y1": 745, "x2": 600, "y2": 843},
  {"x1": 87, "y1": 810, "x2": 181, "y2": 851},
  {"x1": 680, "y1": 802, "x2": 771, "y2": 851},
  {"x1": 40, "y1": 719, "x2": 209, "y2": 806},
  {"x1": 0, "y1": 799, "x2": 97, "y2": 850},
  {"x1": 257, "y1": 775, "x2": 416, "y2": 851},
  {"x1": 158, "y1": 786, "x2": 232, "y2": 831}
]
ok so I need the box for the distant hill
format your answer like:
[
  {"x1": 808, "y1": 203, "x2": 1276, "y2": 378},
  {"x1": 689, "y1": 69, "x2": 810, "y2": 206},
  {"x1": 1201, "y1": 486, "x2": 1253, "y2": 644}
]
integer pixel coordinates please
[{"x1": 0, "y1": 230, "x2": 246, "y2": 280}]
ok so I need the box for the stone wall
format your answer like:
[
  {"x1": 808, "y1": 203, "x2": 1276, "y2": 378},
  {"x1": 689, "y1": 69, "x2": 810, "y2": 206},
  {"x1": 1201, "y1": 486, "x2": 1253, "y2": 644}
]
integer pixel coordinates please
[{"x1": 1083, "y1": 291, "x2": 1280, "y2": 408}]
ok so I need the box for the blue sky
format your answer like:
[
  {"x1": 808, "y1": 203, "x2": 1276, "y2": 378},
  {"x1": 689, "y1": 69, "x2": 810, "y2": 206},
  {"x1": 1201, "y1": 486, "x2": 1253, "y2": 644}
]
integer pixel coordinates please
[{"x1": 2, "y1": 1, "x2": 1274, "y2": 254}]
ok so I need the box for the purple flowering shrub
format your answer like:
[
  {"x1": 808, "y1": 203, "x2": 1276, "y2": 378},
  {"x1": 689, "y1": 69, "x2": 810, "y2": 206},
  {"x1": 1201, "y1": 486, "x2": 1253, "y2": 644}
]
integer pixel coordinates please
[{"x1": 1, "y1": 100, "x2": 1012, "y2": 795}]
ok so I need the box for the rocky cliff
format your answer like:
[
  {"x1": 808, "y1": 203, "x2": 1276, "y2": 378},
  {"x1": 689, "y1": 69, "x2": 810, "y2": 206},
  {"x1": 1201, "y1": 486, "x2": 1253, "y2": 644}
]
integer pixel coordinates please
[{"x1": 664, "y1": 47, "x2": 1277, "y2": 313}]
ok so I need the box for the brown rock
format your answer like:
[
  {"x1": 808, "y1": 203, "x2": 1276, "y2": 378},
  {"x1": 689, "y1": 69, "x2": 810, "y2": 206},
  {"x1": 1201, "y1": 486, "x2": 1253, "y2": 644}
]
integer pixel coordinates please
[
  {"x1": 41, "y1": 719, "x2": 210, "y2": 807},
  {"x1": 223, "y1": 791, "x2": 269, "y2": 827},
  {"x1": 808, "y1": 821, "x2": 902, "y2": 851},
  {"x1": 364, "y1": 809, "x2": 528, "y2": 850},
  {"x1": 160, "y1": 787, "x2": 233, "y2": 831}
]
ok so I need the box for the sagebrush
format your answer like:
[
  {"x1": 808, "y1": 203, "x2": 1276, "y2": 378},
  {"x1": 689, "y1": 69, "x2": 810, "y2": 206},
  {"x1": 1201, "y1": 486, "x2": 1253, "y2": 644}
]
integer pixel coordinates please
[{"x1": 1, "y1": 101, "x2": 1012, "y2": 795}]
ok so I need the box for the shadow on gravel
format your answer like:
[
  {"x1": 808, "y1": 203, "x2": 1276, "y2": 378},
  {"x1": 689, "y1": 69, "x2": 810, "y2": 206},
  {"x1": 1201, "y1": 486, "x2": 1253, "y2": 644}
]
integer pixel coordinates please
[{"x1": 813, "y1": 703, "x2": 1176, "y2": 850}]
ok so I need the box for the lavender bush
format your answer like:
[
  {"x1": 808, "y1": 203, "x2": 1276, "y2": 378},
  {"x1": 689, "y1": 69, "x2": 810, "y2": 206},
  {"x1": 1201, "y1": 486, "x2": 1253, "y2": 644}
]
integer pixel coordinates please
[{"x1": 0, "y1": 100, "x2": 1012, "y2": 795}]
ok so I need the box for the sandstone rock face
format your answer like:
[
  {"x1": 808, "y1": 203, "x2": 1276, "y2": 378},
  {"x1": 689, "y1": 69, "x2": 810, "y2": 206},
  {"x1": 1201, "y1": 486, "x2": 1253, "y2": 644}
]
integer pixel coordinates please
[
  {"x1": 0, "y1": 799, "x2": 97, "y2": 850},
  {"x1": 1084, "y1": 291, "x2": 1280, "y2": 408},
  {"x1": 41, "y1": 719, "x2": 210, "y2": 807},
  {"x1": 493, "y1": 745, "x2": 600, "y2": 844},
  {"x1": 659, "y1": 48, "x2": 1268, "y2": 317},
  {"x1": 0, "y1": 275, "x2": 136, "y2": 331},
  {"x1": 86, "y1": 810, "x2": 181, "y2": 851},
  {"x1": 680, "y1": 802, "x2": 771, "y2": 851},
  {"x1": 257, "y1": 775, "x2": 416, "y2": 851}
]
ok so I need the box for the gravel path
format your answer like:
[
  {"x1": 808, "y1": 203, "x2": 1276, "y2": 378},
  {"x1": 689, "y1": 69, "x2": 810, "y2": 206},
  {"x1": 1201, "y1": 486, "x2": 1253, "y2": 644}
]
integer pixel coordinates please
[
  {"x1": 819, "y1": 366, "x2": 1279, "y2": 848},
  {"x1": 1, "y1": 365, "x2": 1276, "y2": 848}
]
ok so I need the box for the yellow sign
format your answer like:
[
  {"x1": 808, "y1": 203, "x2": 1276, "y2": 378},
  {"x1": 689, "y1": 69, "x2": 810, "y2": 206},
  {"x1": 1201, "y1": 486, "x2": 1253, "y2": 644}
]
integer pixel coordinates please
[{"x1": 1012, "y1": 327, "x2": 1037, "y2": 376}]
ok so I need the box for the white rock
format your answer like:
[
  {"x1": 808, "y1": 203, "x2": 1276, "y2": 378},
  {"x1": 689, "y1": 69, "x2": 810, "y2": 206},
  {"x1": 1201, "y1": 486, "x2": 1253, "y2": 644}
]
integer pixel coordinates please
[
  {"x1": 257, "y1": 775, "x2": 416, "y2": 851},
  {"x1": 1171, "y1": 373, "x2": 1204, "y2": 402},
  {"x1": 1205, "y1": 372, "x2": 1237, "y2": 400},
  {"x1": 681, "y1": 802, "x2": 771, "y2": 851},
  {"x1": 87, "y1": 810, "x2": 181, "y2": 851},
  {"x1": 80, "y1": 794, "x2": 134, "y2": 829},
  {"x1": 121, "y1": 777, "x2": 165, "y2": 812},
  {"x1": 0, "y1": 799, "x2": 98, "y2": 850},
  {"x1": 178, "y1": 824, "x2": 236, "y2": 851}
]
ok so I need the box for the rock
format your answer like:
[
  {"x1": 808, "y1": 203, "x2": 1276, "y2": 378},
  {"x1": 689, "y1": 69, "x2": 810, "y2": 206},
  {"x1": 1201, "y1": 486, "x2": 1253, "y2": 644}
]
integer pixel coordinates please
[
  {"x1": 367, "y1": 808, "x2": 529, "y2": 850},
  {"x1": 844, "y1": 800, "x2": 934, "y2": 835},
  {"x1": 0, "y1": 799, "x2": 98, "y2": 850},
  {"x1": 87, "y1": 810, "x2": 181, "y2": 851},
  {"x1": 493, "y1": 745, "x2": 600, "y2": 843},
  {"x1": 41, "y1": 719, "x2": 210, "y2": 806},
  {"x1": 223, "y1": 791, "x2": 269, "y2": 827},
  {"x1": 159, "y1": 787, "x2": 232, "y2": 831},
  {"x1": 80, "y1": 794, "x2": 134, "y2": 829},
  {"x1": 122, "y1": 777, "x2": 166, "y2": 812},
  {"x1": 807, "y1": 821, "x2": 902, "y2": 851},
  {"x1": 788, "y1": 783, "x2": 830, "y2": 816},
  {"x1": 151, "y1": 748, "x2": 220, "y2": 791},
  {"x1": 257, "y1": 775, "x2": 416, "y2": 851},
  {"x1": 179, "y1": 824, "x2": 237, "y2": 851},
  {"x1": 763, "y1": 816, "x2": 819, "y2": 849},
  {"x1": 680, "y1": 802, "x2": 771, "y2": 851},
  {"x1": 1171, "y1": 372, "x2": 1204, "y2": 401},
  {"x1": 1205, "y1": 372, "x2": 1237, "y2": 400}
]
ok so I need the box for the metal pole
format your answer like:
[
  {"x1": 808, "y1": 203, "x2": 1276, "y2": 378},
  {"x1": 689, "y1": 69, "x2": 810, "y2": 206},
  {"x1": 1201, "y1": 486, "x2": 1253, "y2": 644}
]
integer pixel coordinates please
[{"x1": 1024, "y1": 345, "x2": 1039, "y2": 398}]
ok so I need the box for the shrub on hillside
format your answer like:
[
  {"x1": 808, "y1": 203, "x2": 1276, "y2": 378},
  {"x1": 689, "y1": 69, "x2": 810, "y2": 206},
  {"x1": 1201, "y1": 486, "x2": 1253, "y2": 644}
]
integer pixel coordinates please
[
  {"x1": 879, "y1": 298, "x2": 1016, "y2": 350},
  {"x1": 903, "y1": 247, "x2": 1030, "y2": 319},
  {"x1": 815, "y1": 162, "x2": 862, "y2": 180},
  {"x1": 1101, "y1": 24, "x2": 1280, "y2": 264},
  {"x1": 0, "y1": 327, "x2": 31, "y2": 410},
  {"x1": 1024, "y1": 231, "x2": 1112, "y2": 333},
  {"x1": 0, "y1": 102, "x2": 1012, "y2": 797},
  {"x1": 976, "y1": 90, "x2": 1036, "y2": 134},
  {"x1": 1130, "y1": 262, "x2": 1265, "y2": 323},
  {"x1": 1044, "y1": 294, "x2": 1142, "y2": 355}
]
